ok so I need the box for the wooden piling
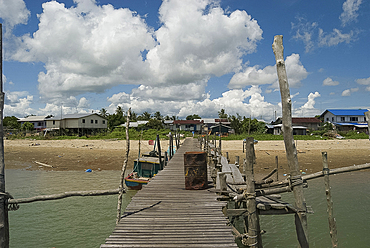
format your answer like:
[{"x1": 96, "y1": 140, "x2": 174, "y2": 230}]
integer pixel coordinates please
[
  {"x1": 275, "y1": 156, "x2": 279, "y2": 182},
  {"x1": 365, "y1": 111, "x2": 370, "y2": 139},
  {"x1": 0, "y1": 23, "x2": 9, "y2": 248},
  {"x1": 273, "y1": 35, "x2": 309, "y2": 248},
  {"x1": 244, "y1": 137, "x2": 260, "y2": 247},
  {"x1": 156, "y1": 134, "x2": 162, "y2": 170},
  {"x1": 322, "y1": 152, "x2": 338, "y2": 248},
  {"x1": 116, "y1": 108, "x2": 130, "y2": 224}
]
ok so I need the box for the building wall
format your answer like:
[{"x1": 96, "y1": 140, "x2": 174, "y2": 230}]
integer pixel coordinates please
[
  {"x1": 324, "y1": 112, "x2": 366, "y2": 123},
  {"x1": 46, "y1": 115, "x2": 107, "y2": 129}
]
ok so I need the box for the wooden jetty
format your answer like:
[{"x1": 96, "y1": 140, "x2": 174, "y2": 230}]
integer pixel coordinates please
[{"x1": 101, "y1": 138, "x2": 238, "y2": 248}]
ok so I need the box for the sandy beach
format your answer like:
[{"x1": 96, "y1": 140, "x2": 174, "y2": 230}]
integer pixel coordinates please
[{"x1": 4, "y1": 138, "x2": 370, "y2": 176}]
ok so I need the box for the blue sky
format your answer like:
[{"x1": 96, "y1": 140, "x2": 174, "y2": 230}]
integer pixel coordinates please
[{"x1": 0, "y1": 0, "x2": 369, "y2": 121}]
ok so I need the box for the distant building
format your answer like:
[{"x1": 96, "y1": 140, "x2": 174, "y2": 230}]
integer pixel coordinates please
[
  {"x1": 168, "y1": 120, "x2": 204, "y2": 133},
  {"x1": 17, "y1": 116, "x2": 50, "y2": 130},
  {"x1": 46, "y1": 113, "x2": 107, "y2": 135},
  {"x1": 320, "y1": 109, "x2": 369, "y2": 133},
  {"x1": 272, "y1": 124, "x2": 307, "y2": 135},
  {"x1": 273, "y1": 117, "x2": 321, "y2": 131}
]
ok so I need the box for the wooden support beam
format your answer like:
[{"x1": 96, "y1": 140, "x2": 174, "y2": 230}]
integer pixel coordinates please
[
  {"x1": 8, "y1": 189, "x2": 120, "y2": 205},
  {"x1": 273, "y1": 35, "x2": 309, "y2": 248},
  {"x1": 322, "y1": 152, "x2": 338, "y2": 248}
]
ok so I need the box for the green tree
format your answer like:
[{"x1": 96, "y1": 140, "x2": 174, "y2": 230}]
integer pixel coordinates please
[
  {"x1": 138, "y1": 111, "x2": 151, "y2": 121},
  {"x1": 3, "y1": 116, "x2": 21, "y2": 129},
  {"x1": 21, "y1": 122, "x2": 34, "y2": 131},
  {"x1": 186, "y1": 114, "x2": 201, "y2": 120},
  {"x1": 153, "y1": 111, "x2": 162, "y2": 120},
  {"x1": 229, "y1": 114, "x2": 242, "y2": 134},
  {"x1": 146, "y1": 119, "x2": 163, "y2": 130},
  {"x1": 218, "y1": 109, "x2": 228, "y2": 119},
  {"x1": 99, "y1": 108, "x2": 108, "y2": 118}
]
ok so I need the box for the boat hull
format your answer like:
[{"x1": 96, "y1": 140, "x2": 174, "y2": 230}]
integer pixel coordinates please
[{"x1": 125, "y1": 174, "x2": 149, "y2": 190}]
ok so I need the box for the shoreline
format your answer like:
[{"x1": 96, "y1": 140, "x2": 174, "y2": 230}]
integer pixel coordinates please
[{"x1": 4, "y1": 139, "x2": 370, "y2": 176}]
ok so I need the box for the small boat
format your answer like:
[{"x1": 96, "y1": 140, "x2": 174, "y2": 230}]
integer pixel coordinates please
[{"x1": 125, "y1": 151, "x2": 165, "y2": 190}]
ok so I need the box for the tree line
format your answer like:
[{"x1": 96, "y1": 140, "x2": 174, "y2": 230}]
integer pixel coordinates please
[{"x1": 3, "y1": 107, "x2": 267, "y2": 135}]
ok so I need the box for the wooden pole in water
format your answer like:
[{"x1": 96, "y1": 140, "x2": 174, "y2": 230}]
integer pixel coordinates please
[
  {"x1": 116, "y1": 108, "x2": 130, "y2": 224},
  {"x1": 0, "y1": 22, "x2": 9, "y2": 248},
  {"x1": 275, "y1": 156, "x2": 279, "y2": 182},
  {"x1": 244, "y1": 137, "x2": 261, "y2": 247},
  {"x1": 272, "y1": 35, "x2": 309, "y2": 248},
  {"x1": 322, "y1": 152, "x2": 338, "y2": 248},
  {"x1": 156, "y1": 134, "x2": 162, "y2": 170}
]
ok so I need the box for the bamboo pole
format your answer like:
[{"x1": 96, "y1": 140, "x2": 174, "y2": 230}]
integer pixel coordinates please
[
  {"x1": 272, "y1": 35, "x2": 309, "y2": 248},
  {"x1": 322, "y1": 152, "x2": 338, "y2": 248},
  {"x1": 116, "y1": 108, "x2": 130, "y2": 224},
  {"x1": 8, "y1": 189, "x2": 119, "y2": 204}
]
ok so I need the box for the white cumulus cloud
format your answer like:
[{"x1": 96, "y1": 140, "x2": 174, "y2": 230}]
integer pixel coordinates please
[
  {"x1": 356, "y1": 76, "x2": 370, "y2": 92},
  {"x1": 229, "y1": 53, "x2": 308, "y2": 89},
  {"x1": 341, "y1": 87, "x2": 359, "y2": 96},
  {"x1": 0, "y1": 0, "x2": 30, "y2": 34},
  {"x1": 10, "y1": 0, "x2": 263, "y2": 106},
  {"x1": 323, "y1": 77, "x2": 339, "y2": 86}
]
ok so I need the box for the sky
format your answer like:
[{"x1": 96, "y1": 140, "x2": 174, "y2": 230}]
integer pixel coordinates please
[{"x1": 0, "y1": 0, "x2": 369, "y2": 121}]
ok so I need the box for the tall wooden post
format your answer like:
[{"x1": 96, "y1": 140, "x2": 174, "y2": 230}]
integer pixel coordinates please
[
  {"x1": 116, "y1": 108, "x2": 130, "y2": 224},
  {"x1": 322, "y1": 152, "x2": 338, "y2": 248},
  {"x1": 273, "y1": 35, "x2": 309, "y2": 248},
  {"x1": 275, "y1": 156, "x2": 279, "y2": 182},
  {"x1": 244, "y1": 137, "x2": 261, "y2": 247},
  {"x1": 365, "y1": 111, "x2": 370, "y2": 140},
  {"x1": 156, "y1": 134, "x2": 162, "y2": 170},
  {"x1": 0, "y1": 23, "x2": 9, "y2": 248}
]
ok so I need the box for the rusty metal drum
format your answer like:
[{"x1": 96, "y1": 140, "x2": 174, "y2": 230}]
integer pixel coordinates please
[{"x1": 184, "y1": 151, "x2": 208, "y2": 190}]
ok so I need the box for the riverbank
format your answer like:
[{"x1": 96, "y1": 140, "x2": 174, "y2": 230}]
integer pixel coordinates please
[{"x1": 4, "y1": 138, "x2": 370, "y2": 175}]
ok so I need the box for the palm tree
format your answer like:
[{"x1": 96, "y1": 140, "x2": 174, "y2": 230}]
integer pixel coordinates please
[{"x1": 99, "y1": 108, "x2": 108, "y2": 118}]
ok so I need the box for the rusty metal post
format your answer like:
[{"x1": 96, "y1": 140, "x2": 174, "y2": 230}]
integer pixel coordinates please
[{"x1": 184, "y1": 152, "x2": 208, "y2": 190}]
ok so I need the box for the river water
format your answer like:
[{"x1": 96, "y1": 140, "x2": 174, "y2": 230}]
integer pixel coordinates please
[{"x1": 6, "y1": 169, "x2": 370, "y2": 247}]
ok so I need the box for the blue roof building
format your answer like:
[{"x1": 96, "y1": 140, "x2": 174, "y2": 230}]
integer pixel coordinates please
[{"x1": 320, "y1": 109, "x2": 369, "y2": 133}]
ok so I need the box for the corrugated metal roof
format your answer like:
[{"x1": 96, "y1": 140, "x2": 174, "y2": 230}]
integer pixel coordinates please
[
  {"x1": 292, "y1": 117, "x2": 321, "y2": 123},
  {"x1": 48, "y1": 113, "x2": 105, "y2": 120},
  {"x1": 326, "y1": 109, "x2": 368, "y2": 116},
  {"x1": 18, "y1": 116, "x2": 48, "y2": 122},
  {"x1": 174, "y1": 120, "x2": 203, "y2": 125}
]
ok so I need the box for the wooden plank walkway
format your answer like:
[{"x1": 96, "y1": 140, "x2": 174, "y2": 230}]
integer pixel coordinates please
[{"x1": 101, "y1": 138, "x2": 237, "y2": 248}]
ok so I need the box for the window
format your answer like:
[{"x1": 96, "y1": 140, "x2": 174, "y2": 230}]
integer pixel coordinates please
[
  {"x1": 326, "y1": 118, "x2": 329, "y2": 121},
  {"x1": 332, "y1": 117, "x2": 334, "y2": 122},
  {"x1": 53, "y1": 120, "x2": 55, "y2": 125},
  {"x1": 91, "y1": 119, "x2": 94, "y2": 124},
  {"x1": 103, "y1": 120, "x2": 106, "y2": 124},
  {"x1": 340, "y1": 117, "x2": 345, "y2": 122},
  {"x1": 82, "y1": 119, "x2": 85, "y2": 123},
  {"x1": 95, "y1": 120, "x2": 98, "y2": 124},
  {"x1": 350, "y1": 117, "x2": 358, "y2": 122}
]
